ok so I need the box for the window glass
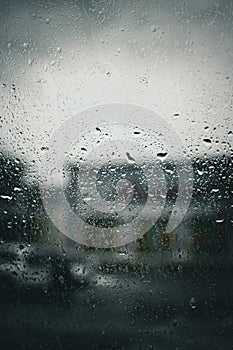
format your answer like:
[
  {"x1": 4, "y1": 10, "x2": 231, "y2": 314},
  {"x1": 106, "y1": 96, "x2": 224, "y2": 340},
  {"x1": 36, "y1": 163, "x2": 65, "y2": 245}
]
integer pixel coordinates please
[{"x1": 0, "y1": 1, "x2": 232, "y2": 349}]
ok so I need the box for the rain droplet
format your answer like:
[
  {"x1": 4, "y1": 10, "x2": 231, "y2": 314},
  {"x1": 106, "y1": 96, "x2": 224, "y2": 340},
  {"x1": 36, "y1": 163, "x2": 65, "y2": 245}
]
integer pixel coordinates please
[
  {"x1": 157, "y1": 152, "x2": 168, "y2": 160},
  {"x1": 165, "y1": 168, "x2": 174, "y2": 174},
  {"x1": 14, "y1": 187, "x2": 22, "y2": 192},
  {"x1": 126, "y1": 152, "x2": 135, "y2": 164},
  {"x1": 28, "y1": 58, "x2": 34, "y2": 65},
  {"x1": 203, "y1": 138, "x2": 212, "y2": 143},
  {"x1": 189, "y1": 297, "x2": 197, "y2": 309},
  {"x1": 41, "y1": 146, "x2": 49, "y2": 151},
  {"x1": 151, "y1": 25, "x2": 157, "y2": 32},
  {"x1": 211, "y1": 188, "x2": 219, "y2": 193},
  {"x1": 197, "y1": 169, "x2": 204, "y2": 175},
  {"x1": 0, "y1": 195, "x2": 13, "y2": 200}
]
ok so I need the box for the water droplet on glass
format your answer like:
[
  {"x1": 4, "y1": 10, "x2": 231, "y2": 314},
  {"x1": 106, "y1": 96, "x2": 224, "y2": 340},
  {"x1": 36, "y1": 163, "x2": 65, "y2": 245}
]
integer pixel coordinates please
[
  {"x1": 203, "y1": 138, "x2": 212, "y2": 144},
  {"x1": 197, "y1": 169, "x2": 204, "y2": 175},
  {"x1": 151, "y1": 25, "x2": 157, "y2": 32},
  {"x1": 14, "y1": 187, "x2": 22, "y2": 192},
  {"x1": 189, "y1": 297, "x2": 197, "y2": 309},
  {"x1": 41, "y1": 146, "x2": 49, "y2": 151},
  {"x1": 0, "y1": 195, "x2": 13, "y2": 201},
  {"x1": 126, "y1": 152, "x2": 135, "y2": 164},
  {"x1": 165, "y1": 168, "x2": 174, "y2": 174},
  {"x1": 157, "y1": 152, "x2": 168, "y2": 161},
  {"x1": 28, "y1": 58, "x2": 34, "y2": 65}
]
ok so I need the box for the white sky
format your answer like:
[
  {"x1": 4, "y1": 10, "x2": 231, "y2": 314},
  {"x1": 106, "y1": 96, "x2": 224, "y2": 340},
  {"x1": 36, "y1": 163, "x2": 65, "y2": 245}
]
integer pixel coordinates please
[{"x1": 0, "y1": 0, "x2": 232, "y2": 176}]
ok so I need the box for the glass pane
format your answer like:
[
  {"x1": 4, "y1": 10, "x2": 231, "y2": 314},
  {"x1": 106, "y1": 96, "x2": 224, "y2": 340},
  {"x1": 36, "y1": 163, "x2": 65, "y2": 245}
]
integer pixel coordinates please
[{"x1": 0, "y1": 0, "x2": 232, "y2": 349}]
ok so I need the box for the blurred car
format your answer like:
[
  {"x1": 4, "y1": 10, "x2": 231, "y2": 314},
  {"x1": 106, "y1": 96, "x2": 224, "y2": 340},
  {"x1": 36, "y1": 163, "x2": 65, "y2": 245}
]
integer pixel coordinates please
[{"x1": 0, "y1": 243, "x2": 72, "y2": 295}]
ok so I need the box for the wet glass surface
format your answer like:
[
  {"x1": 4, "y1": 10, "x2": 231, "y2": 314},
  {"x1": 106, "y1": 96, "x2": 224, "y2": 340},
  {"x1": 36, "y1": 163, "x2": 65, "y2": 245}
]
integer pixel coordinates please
[{"x1": 0, "y1": 1, "x2": 233, "y2": 349}]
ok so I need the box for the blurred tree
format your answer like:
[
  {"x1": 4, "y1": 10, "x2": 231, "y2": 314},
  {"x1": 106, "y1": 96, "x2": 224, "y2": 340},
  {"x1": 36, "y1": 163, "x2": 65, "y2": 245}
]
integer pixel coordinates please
[{"x1": 0, "y1": 150, "x2": 49, "y2": 243}]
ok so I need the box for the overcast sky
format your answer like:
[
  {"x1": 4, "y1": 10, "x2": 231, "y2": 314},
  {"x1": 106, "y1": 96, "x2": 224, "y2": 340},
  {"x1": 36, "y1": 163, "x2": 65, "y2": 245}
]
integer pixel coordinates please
[{"x1": 0, "y1": 0, "x2": 232, "y2": 176}]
